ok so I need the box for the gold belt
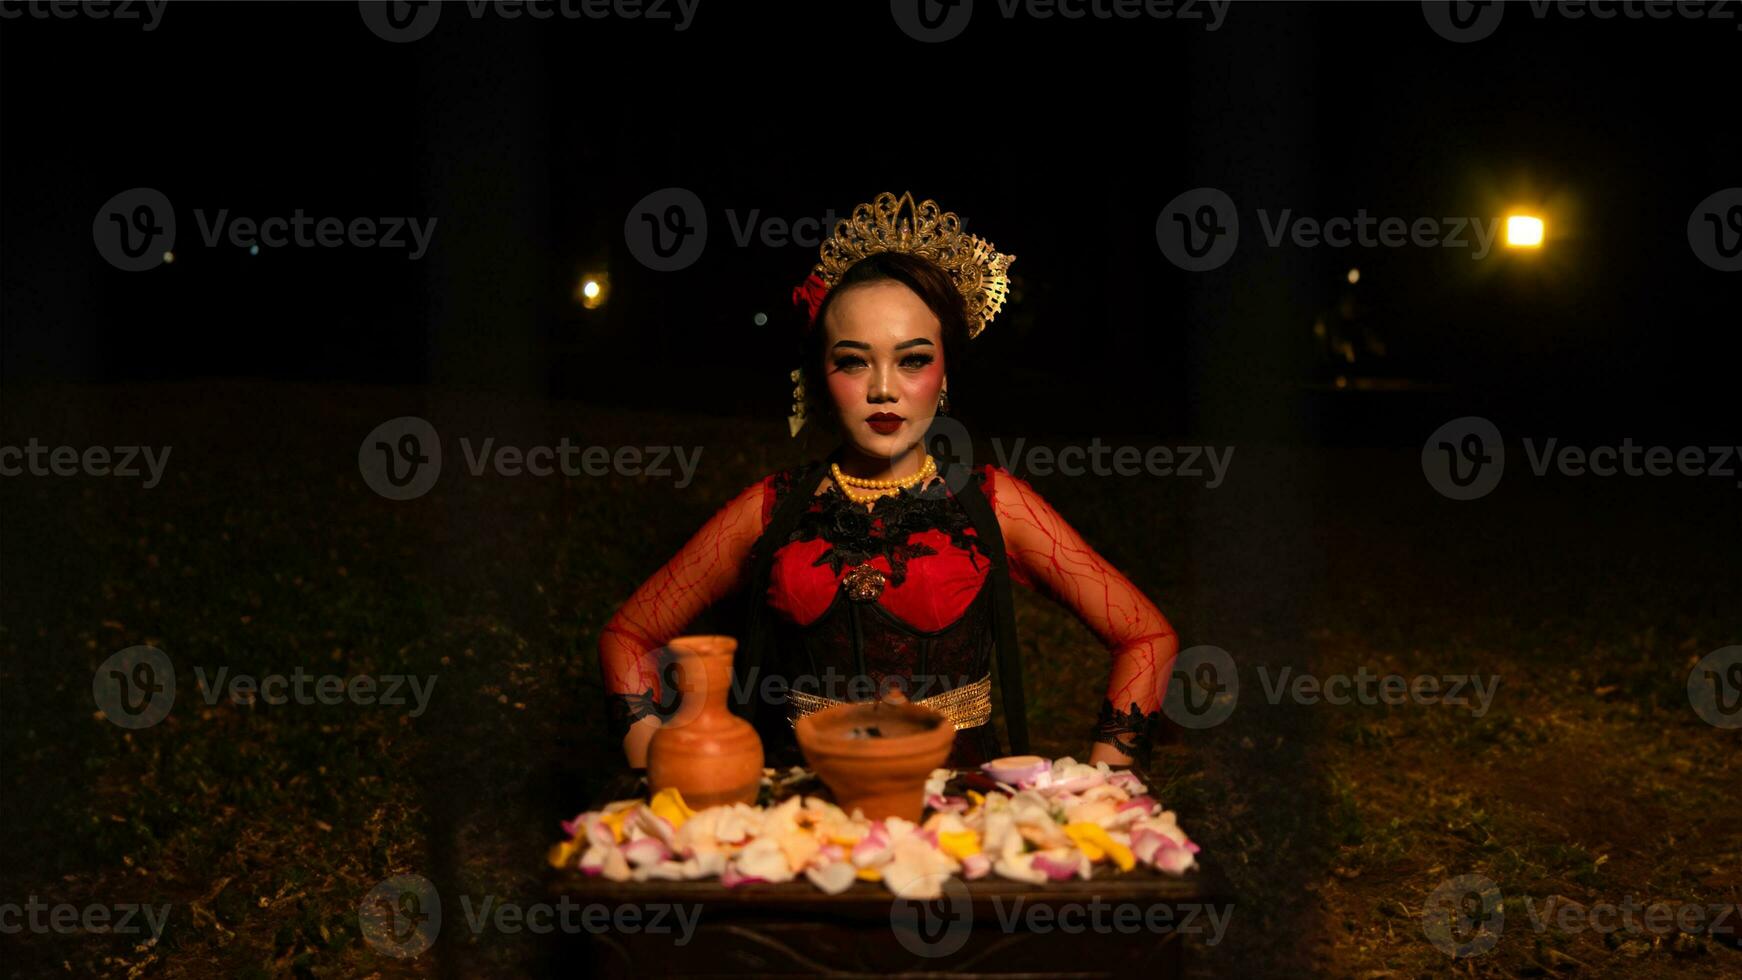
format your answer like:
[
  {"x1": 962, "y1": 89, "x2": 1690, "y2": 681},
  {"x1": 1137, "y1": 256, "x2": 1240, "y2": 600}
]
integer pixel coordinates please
[{"x1": 786, "y1": 674, "x2": 993, "y2": 731}]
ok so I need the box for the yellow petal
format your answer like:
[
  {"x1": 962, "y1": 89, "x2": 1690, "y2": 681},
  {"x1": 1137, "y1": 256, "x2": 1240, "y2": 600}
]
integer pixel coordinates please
[
  {"x1": 601, "y1": 808, "x2": 633, "y2": 843},
  {"x1": 1064, "y1": 822, "x2": 1134, "y2": 871},
  {"x1": 855, "y1": 866, "x2": 882, "y2": 881},
  {"x1": 648, "y1": 787, "x2": 695, "y2": 829},
  {"x1": 546, "y1": 838, "x2": 580, "y2": 869},
  {"x1": 967, "y1": 790, "x2": 985, "y2": 808},
  {"x1": 938, "y1": 830, "x2": 982, "y2": 860},
  {"x1": 1063, "y1": 823, "x2": 1104, "y2": 861}
]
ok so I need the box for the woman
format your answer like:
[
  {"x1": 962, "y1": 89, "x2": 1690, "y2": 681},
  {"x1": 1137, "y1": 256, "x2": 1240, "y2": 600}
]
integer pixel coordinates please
[{"x1": 599, "y1": 192, "x2": 1177, "y2": 772}]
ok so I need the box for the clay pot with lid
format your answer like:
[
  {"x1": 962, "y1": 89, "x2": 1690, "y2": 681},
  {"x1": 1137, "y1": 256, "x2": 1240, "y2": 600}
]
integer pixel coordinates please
[
  {"x1": 794, "y1": 690, "x2": 955, "y2": 823},
  {"x1": 645, "y1": 635, "x2": 764, "y2": 809}
]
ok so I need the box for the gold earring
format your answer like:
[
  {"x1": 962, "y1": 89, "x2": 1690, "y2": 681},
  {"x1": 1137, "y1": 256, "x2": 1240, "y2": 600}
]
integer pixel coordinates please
[
  {"x1": 788, "y1": 368, "x2": 807, "y2": 437},
  {"x1": 937, "y1": 387, "x2": 950, "y2": 415}
]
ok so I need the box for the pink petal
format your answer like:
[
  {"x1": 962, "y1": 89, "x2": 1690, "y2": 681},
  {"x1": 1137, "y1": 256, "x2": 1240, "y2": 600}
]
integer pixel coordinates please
[{"x1": 1032, "y1": 851, "x2": 1082, "y2": 881}]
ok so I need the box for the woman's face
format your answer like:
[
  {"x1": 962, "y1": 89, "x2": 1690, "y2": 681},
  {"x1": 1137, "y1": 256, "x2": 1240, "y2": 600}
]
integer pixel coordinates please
[{"x1": 819, "y1": 280, "x2": 946, "y2": 464}]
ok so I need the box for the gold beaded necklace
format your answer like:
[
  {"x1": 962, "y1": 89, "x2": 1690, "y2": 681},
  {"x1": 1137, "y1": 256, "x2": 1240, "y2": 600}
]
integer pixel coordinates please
[{"x1": 830, "y1": 454, "x2": 937, "y2": 506}]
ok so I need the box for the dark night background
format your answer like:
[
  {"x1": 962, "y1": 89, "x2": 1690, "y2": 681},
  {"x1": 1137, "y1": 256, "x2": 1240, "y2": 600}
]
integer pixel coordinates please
[
  {"x1": 2, "y1": 2, "x2": 1739, "y2": 978},
  {"x1": 5, "y1": 1, "x2": 1737, "y2": 440}
]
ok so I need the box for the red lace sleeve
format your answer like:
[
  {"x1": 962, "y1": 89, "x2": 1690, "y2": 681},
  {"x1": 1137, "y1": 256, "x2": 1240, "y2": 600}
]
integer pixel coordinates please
[
  {"x1": 983, "y1": 465, "x2": 1178, "y2": 762},
  {"x1": 597, "y1": 476, "x2": 771, "y2": 739}
]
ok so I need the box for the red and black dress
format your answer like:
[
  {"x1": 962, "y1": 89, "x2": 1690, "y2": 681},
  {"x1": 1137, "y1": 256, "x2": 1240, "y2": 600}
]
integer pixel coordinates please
[
  {"x1": 737, "y1": 460, "x2": 1016, "y2": 769},
  {"x1": 601, "y1": 457, "x2": 1174, "y2": 771}
]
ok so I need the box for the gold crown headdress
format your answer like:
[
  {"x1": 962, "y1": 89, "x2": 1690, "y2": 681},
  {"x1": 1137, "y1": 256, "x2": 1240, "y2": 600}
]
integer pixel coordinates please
[{"x1": 788, "y1": 191, "x2": 1015, "y2": 436}]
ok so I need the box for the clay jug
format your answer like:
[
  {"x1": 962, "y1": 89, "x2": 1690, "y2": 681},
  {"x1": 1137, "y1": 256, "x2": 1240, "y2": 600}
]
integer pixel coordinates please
[{"x1": 646, "y1": 635, "x2": 764, "y2": 809}]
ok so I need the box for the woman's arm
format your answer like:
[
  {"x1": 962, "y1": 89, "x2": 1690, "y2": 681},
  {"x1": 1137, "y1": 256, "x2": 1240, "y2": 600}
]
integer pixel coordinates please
[
  {"x1": 598, "y1": 479, "x2": 769, "y2": 767},
  {"x1": 986, "y1": 467, "x2": 1179, "y2": 768}
]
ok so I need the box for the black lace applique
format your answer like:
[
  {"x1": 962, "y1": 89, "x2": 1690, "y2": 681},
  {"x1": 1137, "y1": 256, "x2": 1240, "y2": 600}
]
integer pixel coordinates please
[
  {"x1": 605, "y1": 688, "x2": 677, "y2": 742},
  {"x1": 790, "y1": 480, "x2": 990, "y2": 587},
  {"x1": 1092, "y1": 698, "x2": 1158, "y2": 766},
  {"x1": 765, "y1": 464, "x2": 802, "y2": 515}
]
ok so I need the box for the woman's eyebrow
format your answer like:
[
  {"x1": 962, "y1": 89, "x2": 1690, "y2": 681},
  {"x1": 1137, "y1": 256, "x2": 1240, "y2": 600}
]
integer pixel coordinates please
[
  {"x1": 893, "y1": 338, "x2": 935, "y2": 350},
  {"x1": 830, "y1": 340, "x2": 871, "y2": 351}
]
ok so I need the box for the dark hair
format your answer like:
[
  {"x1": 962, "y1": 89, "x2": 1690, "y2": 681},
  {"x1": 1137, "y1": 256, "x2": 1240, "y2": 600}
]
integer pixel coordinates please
[{"x1": 798, "y1": 251, "x2": 972, "y2": 434}]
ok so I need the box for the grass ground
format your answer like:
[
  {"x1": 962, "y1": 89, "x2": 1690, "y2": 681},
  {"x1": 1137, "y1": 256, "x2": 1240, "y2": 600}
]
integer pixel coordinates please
[{"x1": 1, "y1": 382, "x2": 1736, "y2": 977}]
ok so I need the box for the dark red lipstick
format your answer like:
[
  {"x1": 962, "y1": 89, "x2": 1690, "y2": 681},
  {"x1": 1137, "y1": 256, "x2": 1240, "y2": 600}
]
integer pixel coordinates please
[{"x1": 866, "y1": 412, "x2": 904, "y2": 435}]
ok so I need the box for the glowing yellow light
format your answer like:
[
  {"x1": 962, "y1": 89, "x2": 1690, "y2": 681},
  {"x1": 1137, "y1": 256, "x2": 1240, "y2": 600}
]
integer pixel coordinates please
[
  {"x1": 575, "y1": 272, "x2": 610, "y2": 310},
  {"x1": 1346, "y1": 268, "x2": 1360, "y2": 285},
  {"x1": 162, "y1": 251, "x2": 175, "y2": 264},
  {"x1": 1505, "y1": 215, "x2": 1544, "y2": 248}
]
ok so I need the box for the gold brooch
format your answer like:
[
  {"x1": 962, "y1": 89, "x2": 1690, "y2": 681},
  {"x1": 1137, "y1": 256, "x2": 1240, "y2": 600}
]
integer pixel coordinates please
[{"x1": 842, "y1": 563, "x2": 887, "y2": 602}]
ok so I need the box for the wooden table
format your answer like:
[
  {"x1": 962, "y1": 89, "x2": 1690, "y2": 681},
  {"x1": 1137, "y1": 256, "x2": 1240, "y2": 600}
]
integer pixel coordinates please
[{"x1": 547, "y1": 768, "x2": 1227, "y2": 978}]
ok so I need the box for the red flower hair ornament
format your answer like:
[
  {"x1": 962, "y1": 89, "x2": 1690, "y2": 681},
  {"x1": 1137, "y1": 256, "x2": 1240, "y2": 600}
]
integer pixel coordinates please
[{"x1": 791, "y1": 273, "x2": 829, "y2": 329}]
